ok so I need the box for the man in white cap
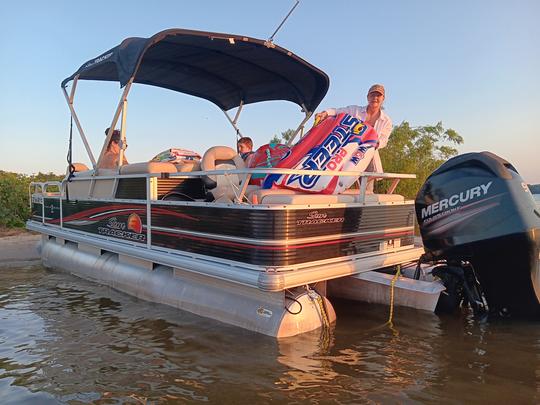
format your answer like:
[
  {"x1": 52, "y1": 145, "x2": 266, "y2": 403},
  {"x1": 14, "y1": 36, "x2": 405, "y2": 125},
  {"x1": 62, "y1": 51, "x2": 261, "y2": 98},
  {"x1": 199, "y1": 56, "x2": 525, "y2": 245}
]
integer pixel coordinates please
[{"x1": 315, "y1": 84, "x2": 393, "y2": 185}]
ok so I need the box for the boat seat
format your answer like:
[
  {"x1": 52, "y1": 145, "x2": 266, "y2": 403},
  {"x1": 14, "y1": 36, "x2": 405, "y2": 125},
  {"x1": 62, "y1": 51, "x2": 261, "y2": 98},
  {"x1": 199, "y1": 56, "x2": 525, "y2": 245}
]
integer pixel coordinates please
[
  {"x1": 68, "y1": 162, "x2": 89, "y2": 173},
  {"x1": 248, "y1": 189, "x2": 404, "y2": 205},
  {"x1": 362, "y1": 193, "x2": 405, "y2": 203},
  {"x1": 249, "y1": 189, "x2": 355, "y2": 204},
  {"x1": 71, "y1": 168, "x2": 118, "y2": 177},
  {"x1": 201, "y1": 146, "x2": 246, "y2": 201},
  {"x1": 342, "y1": 189, "x2": 405, "y2": 203},
  {"x1": 175, "y1": 160, "x2": 201, "y2": 172},
  {"x1": 119, "y1": 161, "x2": 177, "y2": 175}
]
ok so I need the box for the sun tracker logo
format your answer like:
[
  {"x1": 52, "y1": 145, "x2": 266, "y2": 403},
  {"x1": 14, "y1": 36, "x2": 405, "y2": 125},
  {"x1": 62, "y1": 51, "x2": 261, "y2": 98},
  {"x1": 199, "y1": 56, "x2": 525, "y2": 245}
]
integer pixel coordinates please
[
  {"x1": 97, "y1": 214, "x2": 146, "y2": 242},
  {"x1": 296, "y1": 210, "x2": 344, "y2": 226},
  {"x1": 127, "y1": 213, "x2": 143, "y2": 233},
  {"x1": 83, "y1": 52, "x2": 113, "y2": 68}
]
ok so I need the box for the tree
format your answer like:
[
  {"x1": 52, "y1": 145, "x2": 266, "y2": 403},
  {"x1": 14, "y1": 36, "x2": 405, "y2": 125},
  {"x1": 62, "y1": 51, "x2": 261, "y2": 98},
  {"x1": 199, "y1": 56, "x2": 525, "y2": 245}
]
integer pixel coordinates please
[
  {"x1": 377, "y1": 121, "x2": 463, "y2": 198},
  {"x1": 0, "y1": 171, "x2": 63, "y2": 228},
  {"x1": 270, "y1": 128, "x2": 296, "y2": 144}
]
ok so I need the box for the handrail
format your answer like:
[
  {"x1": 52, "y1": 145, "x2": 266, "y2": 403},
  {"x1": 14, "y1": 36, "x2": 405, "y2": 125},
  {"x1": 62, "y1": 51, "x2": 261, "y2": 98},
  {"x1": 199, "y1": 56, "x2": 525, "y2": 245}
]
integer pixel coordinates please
[
  {"x1": 29, "y1": 181, "x2": 63, "y2": 192},
  {"x1": 63, "y1": 168, "x2": 416, "y2": 181},
  {"x1": 28, "y1": 168, "x2": 415, "y2": 235},
  {"x1": 41, "y1": 168, "x2": 415, "y2": 205},
  {"x1": 29, "y1": 181, "x2": 64, "y2": 226}
]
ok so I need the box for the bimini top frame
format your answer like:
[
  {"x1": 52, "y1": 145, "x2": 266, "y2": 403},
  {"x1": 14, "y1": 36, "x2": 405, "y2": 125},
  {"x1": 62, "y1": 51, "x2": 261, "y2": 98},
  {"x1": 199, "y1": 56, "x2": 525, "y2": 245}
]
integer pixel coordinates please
[{"x1": 61, "y1": 28, "x2": 330, "y2": 169}]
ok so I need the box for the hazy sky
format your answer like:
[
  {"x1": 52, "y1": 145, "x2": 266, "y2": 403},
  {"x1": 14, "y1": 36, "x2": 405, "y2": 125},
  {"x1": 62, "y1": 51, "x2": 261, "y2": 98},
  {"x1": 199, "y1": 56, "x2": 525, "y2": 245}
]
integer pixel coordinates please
[{"x1": 1, "y1": 0, "x2": 539, "y2": 182}]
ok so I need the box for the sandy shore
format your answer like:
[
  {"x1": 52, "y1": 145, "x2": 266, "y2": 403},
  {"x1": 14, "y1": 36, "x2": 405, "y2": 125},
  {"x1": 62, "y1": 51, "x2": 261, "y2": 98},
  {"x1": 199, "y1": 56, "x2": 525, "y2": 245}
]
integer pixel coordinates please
[{"x1": 0, "y1": 232, "x2": 42, "y2": 268}]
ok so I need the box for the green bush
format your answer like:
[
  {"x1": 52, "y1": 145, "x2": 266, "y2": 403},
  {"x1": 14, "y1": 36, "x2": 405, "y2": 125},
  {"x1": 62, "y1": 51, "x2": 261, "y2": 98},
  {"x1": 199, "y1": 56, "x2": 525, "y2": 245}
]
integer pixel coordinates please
[
  {"x1": 0, "y1": 171, "x2": 63, "y2": 228},
  {"x1": 377, "y1": 121, "x2": 463, "y2": 199}
]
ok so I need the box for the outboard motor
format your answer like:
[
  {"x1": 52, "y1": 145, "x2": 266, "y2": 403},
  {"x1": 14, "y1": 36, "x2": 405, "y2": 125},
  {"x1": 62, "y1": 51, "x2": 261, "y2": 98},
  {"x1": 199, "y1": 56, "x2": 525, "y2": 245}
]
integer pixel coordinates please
[{"x1": 415, "y1": 152, "x2": 540, "y2": 317}]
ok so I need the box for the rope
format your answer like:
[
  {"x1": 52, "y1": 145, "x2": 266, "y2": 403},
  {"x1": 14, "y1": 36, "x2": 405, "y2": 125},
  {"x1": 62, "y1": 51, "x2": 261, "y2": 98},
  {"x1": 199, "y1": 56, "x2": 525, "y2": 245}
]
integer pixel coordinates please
[
  {"x1": 387, "y1": 265, "x2": 401, "y2": 326},
  {"x1": 316, "y1": 294, "x2": 330, "y2": 328},
  {"x1": 307, "y1": 286, "x2": 330, "y2": 328},
  {"x1": 65, "y1": 116, "x2": 75, "y2": 201}
]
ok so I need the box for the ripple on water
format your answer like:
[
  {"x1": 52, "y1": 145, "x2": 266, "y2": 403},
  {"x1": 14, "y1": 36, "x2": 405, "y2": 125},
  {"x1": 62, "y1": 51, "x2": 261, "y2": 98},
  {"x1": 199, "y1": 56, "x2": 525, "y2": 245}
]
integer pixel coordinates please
[{"x1": 1, "y1": 266, "x2": 540, "y2": 404}]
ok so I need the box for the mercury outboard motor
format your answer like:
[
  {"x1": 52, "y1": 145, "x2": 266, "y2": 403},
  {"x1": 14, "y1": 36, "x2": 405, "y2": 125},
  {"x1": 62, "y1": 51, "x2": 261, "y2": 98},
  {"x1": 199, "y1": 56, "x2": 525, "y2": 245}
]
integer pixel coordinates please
[{"x1": 416, "y1": 152, "x2": 540, "y2": 317}]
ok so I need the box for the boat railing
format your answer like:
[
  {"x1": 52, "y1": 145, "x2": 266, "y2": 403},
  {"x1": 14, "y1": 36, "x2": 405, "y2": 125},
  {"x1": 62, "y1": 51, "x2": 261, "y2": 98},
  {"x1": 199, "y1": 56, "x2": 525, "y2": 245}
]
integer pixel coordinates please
[
  {"x1": 29, "y1": 181, "x2": 63, "y2": 227},
  {"x1": 28, "y1": 170, "x2": 415, "y2": 251},
  {"x1": 58, "y1": 167, "x2": 415, "y2": 204},
  {"x1": 187, "y1": 168, "x2": 416, "y2": 204},
  {"x1": 29, "y1": 181, "x2": 62, "y2": 205},
  {"x1": 30, "y1": 168, "x2": 415, "y2": 206}
]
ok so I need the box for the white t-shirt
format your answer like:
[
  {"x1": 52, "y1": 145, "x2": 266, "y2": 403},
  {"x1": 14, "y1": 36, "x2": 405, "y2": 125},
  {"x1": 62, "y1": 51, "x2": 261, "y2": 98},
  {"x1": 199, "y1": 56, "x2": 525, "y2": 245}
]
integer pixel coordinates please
[{"x1": 325, "y1": 105, "x2": 393, "y2": 172}]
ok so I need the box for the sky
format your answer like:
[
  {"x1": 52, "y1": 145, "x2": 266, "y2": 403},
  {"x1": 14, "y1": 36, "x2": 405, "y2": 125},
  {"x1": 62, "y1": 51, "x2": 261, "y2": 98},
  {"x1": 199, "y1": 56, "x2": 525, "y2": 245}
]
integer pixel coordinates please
[{"x1": 1, "y1": 0, "x2": 539, "y2": 183}]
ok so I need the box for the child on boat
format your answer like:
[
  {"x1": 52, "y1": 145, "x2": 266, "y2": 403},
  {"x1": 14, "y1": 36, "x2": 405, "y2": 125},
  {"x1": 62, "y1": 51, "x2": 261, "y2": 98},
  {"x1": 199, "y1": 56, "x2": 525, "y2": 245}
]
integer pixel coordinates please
[{"x1": 237, "y1": 137, "x2": 254, "y2": 162}]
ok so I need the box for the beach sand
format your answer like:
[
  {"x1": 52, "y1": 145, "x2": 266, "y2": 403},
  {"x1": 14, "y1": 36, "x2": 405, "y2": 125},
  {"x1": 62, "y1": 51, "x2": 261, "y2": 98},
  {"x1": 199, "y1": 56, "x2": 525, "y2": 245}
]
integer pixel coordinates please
[{"x1": 0, "y1": 231, "x2": 41, "y2": 267}]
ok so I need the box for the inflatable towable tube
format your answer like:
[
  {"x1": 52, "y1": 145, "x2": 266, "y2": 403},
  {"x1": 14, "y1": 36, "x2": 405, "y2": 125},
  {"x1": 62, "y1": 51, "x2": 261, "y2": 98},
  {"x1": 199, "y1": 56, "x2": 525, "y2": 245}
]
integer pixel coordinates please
[
  {"x1": 262, "y1": 113, "x2": 379, "y2": 194},
  {"x1": 247, "y1": 143, "x2": 291, "y2": 186}
]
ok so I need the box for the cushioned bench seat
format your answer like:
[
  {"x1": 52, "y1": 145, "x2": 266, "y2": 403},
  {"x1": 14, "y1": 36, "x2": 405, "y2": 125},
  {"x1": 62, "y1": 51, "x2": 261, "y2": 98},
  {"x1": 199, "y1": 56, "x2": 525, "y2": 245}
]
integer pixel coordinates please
[
  {"x1": 341, "y1": 189, "x2": 405, "y2": 203},
  {"x1": 72, "y1": 168, "x2": 118, "y2": 177},
  {"x1": 175, "y1": 160, "x2": 201, "y2": 172},
  {"x1": 72, "y1": 162, "x2": 180, "y2": 176},
  {"x1": 119, "y1": 162, "x2": 177, "y2": 175},
  {"x1": 248, "y1": 188, "x2": 404, "y2": 205}
]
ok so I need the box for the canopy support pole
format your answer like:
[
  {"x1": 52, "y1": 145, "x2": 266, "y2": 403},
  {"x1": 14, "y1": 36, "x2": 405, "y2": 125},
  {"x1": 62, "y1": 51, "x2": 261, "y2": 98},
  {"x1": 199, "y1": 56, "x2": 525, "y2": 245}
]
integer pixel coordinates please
[
  {"x1": 232, "y1": 100, "x2": 243, "y2": 125},
  {"x1": 97, "y1": 79, "x2": 134, "y2": 169},
  {"x1": 118, "y1": 98, "x2": 128, "y2": 170},
  {"x1": 222, "y1": 103, "x2": 244, "y2": 143},
  {"x1": 287, "y1": 107, "x2": 312, "y2": 146},
  {"x1": 62, "y1": 76, "x2": 97, "y2": 168}
]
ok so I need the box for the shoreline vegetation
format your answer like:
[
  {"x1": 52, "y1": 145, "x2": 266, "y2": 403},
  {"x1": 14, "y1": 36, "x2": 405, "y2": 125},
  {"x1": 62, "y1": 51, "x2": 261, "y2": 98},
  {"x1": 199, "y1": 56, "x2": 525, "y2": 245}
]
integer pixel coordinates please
[{"x1": 0, "y1": 171, "x2": 63, "y2": 233}]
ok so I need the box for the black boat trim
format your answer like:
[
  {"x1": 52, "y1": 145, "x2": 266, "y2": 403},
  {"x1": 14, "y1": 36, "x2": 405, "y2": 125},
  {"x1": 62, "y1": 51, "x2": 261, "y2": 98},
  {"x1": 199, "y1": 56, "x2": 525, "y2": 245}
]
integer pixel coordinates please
[{"x1": 150, "y1": 225, "x2": 414, "y2": 246}]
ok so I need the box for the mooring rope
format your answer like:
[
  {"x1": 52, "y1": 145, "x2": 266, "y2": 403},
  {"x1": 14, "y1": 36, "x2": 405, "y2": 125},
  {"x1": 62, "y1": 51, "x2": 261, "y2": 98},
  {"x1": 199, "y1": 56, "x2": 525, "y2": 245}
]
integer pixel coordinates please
[
  {"x1": 307, "y1": 286, "x2": 330, "y2": 328},
  {"x1": 387, "y1": 264, "x2": 401, "y2": 326}
]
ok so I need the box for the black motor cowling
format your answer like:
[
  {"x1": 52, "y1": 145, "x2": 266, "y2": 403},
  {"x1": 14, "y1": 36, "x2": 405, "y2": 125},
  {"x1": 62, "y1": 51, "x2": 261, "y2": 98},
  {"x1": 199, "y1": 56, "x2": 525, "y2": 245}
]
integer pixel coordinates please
[{"x1": 415, "y1": 151, "x2": 540, "y2": 317}]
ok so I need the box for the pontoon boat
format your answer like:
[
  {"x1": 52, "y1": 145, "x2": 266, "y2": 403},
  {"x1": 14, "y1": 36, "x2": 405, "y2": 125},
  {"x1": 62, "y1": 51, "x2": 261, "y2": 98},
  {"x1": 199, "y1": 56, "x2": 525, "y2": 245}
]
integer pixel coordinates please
[{"x1": 27, "y1": 28, "x2": 435, "y2": 337}]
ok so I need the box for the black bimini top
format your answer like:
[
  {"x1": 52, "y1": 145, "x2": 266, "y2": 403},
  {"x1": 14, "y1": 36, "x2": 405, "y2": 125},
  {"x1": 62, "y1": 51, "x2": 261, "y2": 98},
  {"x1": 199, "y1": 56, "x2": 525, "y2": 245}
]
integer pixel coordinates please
[{"x1": 62, "y1": 28, "x2": 329, "y2": 112}]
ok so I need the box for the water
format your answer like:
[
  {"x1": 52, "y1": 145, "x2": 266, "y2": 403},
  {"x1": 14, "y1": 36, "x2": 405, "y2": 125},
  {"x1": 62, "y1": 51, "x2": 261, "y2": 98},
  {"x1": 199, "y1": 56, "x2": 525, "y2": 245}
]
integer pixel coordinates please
[{"x1": 1, "y1": 266, "x2": 539, "y2": 404}]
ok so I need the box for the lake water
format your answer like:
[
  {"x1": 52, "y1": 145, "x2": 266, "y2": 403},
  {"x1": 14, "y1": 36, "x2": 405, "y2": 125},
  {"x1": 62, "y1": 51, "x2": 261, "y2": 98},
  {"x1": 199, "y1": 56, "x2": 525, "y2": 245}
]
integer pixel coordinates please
[{"x1": 1, "y1": 265, "x2": 539, "y2": 404}]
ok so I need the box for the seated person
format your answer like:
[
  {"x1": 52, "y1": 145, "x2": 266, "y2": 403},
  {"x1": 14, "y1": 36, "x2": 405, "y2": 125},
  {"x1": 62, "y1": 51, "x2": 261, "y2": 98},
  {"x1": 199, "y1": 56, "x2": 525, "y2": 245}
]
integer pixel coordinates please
[
  {"x1": 99, "y1": 128, "x2": 128, "y2": 169},
  {"x1": 237, "y1": 137, "x2": 254, "y2": 162}
]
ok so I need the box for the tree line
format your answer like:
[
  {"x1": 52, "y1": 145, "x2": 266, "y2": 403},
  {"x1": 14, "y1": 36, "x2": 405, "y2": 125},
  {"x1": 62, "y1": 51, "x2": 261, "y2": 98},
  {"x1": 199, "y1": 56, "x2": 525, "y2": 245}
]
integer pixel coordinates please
[{"x1": 0, "y1": 171, "x2": 63, "y2": 229}]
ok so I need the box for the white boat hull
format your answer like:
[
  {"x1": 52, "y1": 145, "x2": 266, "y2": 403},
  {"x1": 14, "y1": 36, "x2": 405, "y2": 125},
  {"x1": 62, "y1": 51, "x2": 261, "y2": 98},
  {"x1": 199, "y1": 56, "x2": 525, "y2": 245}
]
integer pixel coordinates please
[
  {"x1": 328, "y1": 270, "x2": 445, "y2": 312},
  {"x1": 40, "y1": 234, "x2": 336, "y2": 337}
]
